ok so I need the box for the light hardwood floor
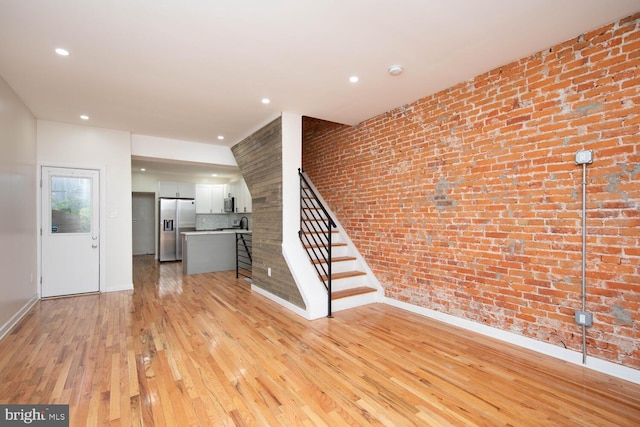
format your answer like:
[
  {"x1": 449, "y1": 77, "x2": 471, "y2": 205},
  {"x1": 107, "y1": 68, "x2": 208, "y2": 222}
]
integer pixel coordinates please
[{"x1": 0, "y1": 255, "x2": 639, "y2": 426}]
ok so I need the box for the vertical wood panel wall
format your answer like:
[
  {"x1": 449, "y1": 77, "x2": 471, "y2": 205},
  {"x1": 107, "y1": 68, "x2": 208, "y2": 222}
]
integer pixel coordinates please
[{"x1": 232, "y1": 117, "x2": 305, "y2": 308}]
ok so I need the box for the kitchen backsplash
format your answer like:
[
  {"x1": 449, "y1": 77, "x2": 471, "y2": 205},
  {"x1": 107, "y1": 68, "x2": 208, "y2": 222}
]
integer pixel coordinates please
[{"x1": 196, "y1": 213, "x2": 252, "y2": 230}]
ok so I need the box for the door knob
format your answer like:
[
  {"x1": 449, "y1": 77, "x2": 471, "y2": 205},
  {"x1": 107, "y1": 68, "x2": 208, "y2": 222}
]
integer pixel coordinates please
[{"x1": 92, "y1": 244, "x2": 98, "y2": 249}]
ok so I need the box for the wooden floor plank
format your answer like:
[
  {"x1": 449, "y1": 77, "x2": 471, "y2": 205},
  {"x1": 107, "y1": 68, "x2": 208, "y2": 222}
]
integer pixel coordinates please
[{"x1": 0, "y1": 254, "x2": 638, "y2": 426}]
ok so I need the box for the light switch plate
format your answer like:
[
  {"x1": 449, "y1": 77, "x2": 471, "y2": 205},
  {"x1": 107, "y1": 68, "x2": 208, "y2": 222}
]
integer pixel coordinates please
[{"x1": 575, "y1": 150, "x2": 593, "y2": 165}]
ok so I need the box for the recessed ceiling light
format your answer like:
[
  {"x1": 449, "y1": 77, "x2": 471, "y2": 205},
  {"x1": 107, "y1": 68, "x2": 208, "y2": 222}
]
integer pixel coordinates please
[
  {"x1": 55, "y1": 48, "x2": 70, "y2": 56},
  {"x1": 211, "y1": 173, "x2": 218, "y2": 177},
  {"x1": 140, "y1": 168, "x2": 146, "y2": 172},
  {"x1": 261, "y1": 98, "x2": 270, "y2": 104},
  {"x1": 349, "y1": 75, "x2": 359, "y2": 83},
  {"x1": 217, "y1": 135, "x2": 224, "y2": 140},
  {"x1": 80, "y1": 115, "x2": 89, "y2": 120},
  {"x1": 388, "y1": 65, "x2": 403, "y2": 76}
]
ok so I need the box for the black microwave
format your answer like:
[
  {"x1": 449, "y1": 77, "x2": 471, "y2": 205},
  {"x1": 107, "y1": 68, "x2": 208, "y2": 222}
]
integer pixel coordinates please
[{"x1": 224, "y1": 197, "x2": 235, "y2": 213}]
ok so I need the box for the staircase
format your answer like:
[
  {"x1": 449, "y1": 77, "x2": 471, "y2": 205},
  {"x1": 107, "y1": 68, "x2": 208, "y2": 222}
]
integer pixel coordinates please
[{"x1": 299, "y1": 170, "x2": 379, "y2": 317}]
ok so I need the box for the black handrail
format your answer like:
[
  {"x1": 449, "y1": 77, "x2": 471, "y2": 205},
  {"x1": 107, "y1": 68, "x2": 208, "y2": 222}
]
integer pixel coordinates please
[{"x1": 298, "y1": 168, "x2": 336, "y2": 317}]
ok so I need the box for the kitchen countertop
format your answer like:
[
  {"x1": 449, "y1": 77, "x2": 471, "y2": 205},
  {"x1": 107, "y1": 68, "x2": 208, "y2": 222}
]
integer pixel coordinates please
[{"x1": 182, "y1": 229, "x2": 252, "y2": 235}]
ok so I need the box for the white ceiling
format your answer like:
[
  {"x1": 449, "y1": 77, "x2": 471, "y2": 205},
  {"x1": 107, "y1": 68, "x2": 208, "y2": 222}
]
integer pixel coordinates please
[{"x1": 2, "y1": 0, "x2": 639, "y2": 177}]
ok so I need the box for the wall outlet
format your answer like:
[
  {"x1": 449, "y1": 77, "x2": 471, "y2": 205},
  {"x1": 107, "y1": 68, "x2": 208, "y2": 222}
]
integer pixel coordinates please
[
  {"x1": 268, "y1": 267, "x2": 271, "y2": 277},
  {"x1": 575, "y1": 310, "x2": 593, "y2": 327}
]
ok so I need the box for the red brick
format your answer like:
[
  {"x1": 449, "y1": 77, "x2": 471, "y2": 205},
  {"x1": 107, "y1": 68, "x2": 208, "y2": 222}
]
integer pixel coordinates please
[{"x1": 302, "y1": 13, "x2": 640, "y2": 370}]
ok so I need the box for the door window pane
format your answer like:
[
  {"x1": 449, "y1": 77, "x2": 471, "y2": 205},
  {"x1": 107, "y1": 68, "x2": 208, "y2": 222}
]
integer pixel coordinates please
[{"x1": 50, "y1": 176, "x2": 92, "y2": 233}]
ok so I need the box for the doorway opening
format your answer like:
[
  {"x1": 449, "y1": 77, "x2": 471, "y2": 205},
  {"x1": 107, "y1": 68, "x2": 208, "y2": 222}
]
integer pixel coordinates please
[{"x1": 132, "y1": 192, "x2": 155, "y2": 256}]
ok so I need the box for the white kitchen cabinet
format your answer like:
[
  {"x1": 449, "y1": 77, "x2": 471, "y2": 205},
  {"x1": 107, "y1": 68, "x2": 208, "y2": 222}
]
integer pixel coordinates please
[
  {"x1": 159, "y1": 181, "x2": 196, "y2": 199},
  {"x1": 178, "y1": 182, "x2": 196, "y2": 198},
  {"x1": 195, "y1": 184, "x2": 225, "y2": 213},
  {"x1": 195, "y1": 185, "x2": 212, "y2": 213},
  {"x1": 238, "y1": 179, "x2": 252, "y2": 213},
  {"x1": 228, "y1": 178, "x2": 252, "y2": 213},
  {"x1": 211, "y1": 185, "x2": 225, "y2": 213}
]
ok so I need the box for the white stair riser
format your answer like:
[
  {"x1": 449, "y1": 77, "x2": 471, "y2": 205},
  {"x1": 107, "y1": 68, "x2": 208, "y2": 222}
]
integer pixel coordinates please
[
  {"x1": 300, "y1": 222, "x2": 336, "y2": 230},
  {"x1": 331, "y1": 292, "x2": 379, "y2": 312},
  {"x1": 301, "y1": 224, "x2": 333, "y2": 235},
  {"x1": 329, "y1": 275, "x2": 368, "y2": 291},
  {"x1": 300, "y1": 235, "x2": 345, "y2": 248},
  {"x1": 305, "y1": 245, "x2": 350, "y2": 260},
  {"x1": 314, "y1": 260, "x2": 359, "y2": 274},
  {"x1": 300, "y1": 232, "x2": 340, "y2": 243},
  {"x1": 302, "y1": 208, "x2": 326, "y2": 216}
]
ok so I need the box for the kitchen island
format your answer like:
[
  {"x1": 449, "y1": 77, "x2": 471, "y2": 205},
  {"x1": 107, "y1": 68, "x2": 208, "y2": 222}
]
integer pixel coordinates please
[{"x1": 181, "y1": 230, "x2": 252, "y2": 275}]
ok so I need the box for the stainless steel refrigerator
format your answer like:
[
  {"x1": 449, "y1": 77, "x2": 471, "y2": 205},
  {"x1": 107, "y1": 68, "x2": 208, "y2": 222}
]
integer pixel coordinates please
[{"x1": 159, "y1": 198, "x2": 196, "y2": 261}]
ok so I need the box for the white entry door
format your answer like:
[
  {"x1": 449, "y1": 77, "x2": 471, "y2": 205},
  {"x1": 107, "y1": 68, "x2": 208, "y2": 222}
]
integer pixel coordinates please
[{"x1": 41, "y1": 167, "x2": 100, "y2": 297}]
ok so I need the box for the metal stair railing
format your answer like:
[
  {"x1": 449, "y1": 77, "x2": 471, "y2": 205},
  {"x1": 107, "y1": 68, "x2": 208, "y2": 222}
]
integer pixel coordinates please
[
  {"x1": 236, "y1": 232, "x2": 252, "y2": 280},
  {"x1": 298, "y1": 168, "x2": 336, "y2": 318}
]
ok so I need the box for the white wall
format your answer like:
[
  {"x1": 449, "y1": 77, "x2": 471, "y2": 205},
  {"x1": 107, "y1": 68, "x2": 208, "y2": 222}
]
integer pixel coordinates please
[
  {"x1": 281, "y1": 112, "x2": 302, "y2": 249},
  {"x1": 279, "y1": 113, "x2": 329, "y2": 319},
  {"x1": 0, "y1": 74, "x2": 38, "y2": 338},
  {"x1": 37, "y1": 121, "x2": 133, "y2": 292},
  {"x1": 131, "y1": 134, "x2": 237, "y2": 166}
]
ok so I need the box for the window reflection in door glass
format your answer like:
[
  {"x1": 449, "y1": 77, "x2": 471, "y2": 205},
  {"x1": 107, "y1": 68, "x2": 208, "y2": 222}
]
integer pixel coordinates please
[{"x1": 51, "y1": 176, "x2": 92, "y2": 233}]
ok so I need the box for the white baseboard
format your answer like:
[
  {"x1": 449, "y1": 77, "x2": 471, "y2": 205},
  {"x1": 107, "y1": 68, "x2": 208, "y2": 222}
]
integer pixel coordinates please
[
  {"x1": 0, "y1": 295, "x2": 39, "y2": 342},
  {"x1": 103, "y1": 283, "x2": 134, "y2": 293},
  {"x1": 251, "y1": 284, "x2": 311, "y2": 320},
  {"x1": 384, "y1": 297, "x2": 640, "y2": 385}
]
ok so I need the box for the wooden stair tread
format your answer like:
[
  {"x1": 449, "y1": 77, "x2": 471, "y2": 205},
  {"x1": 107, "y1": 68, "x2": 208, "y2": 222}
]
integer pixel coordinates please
[
  {"x1": 304, "y1": 242, "x2": 346, "y2": 249},
  {"x1": 320, "y1": 270, "x2": 366, "y2": 281},
  {"x1": 312, "y1": 256, "x2": 356, "y2": 264},
  {"x1": 331, "y1": 287, "x2": 377, "y2": 300}
]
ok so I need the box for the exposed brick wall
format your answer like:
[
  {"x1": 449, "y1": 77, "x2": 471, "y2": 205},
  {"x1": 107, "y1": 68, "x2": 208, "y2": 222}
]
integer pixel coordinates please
[
  {"x1": 232, "y1": 117, "x2": 305, "y2": 308},
  {"x1": 303, "y1": 14, "x2": 640, "y2": 369}
]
